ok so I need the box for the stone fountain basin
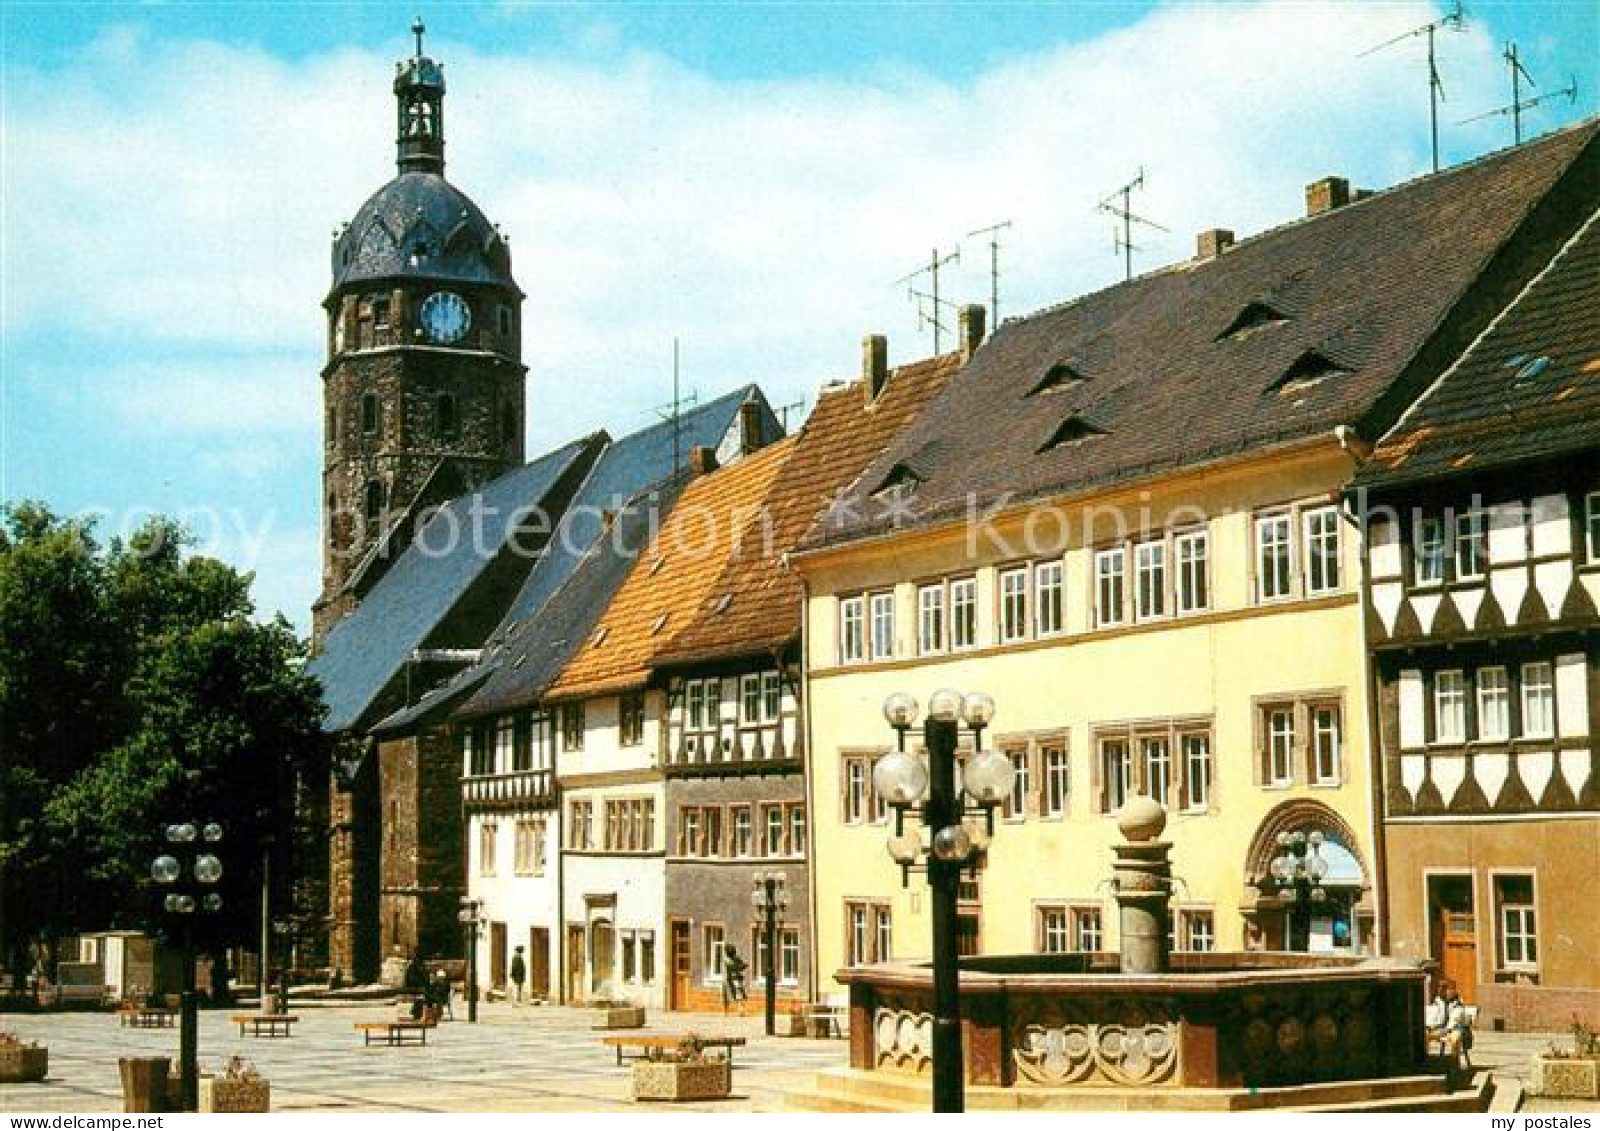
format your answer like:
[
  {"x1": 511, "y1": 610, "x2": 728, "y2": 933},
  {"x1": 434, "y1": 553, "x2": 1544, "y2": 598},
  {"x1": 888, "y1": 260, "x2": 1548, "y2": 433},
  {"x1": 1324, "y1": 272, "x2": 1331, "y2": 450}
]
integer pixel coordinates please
[{"x1": 838, "y1": 952, "x2": 1428, "y2": 1091}]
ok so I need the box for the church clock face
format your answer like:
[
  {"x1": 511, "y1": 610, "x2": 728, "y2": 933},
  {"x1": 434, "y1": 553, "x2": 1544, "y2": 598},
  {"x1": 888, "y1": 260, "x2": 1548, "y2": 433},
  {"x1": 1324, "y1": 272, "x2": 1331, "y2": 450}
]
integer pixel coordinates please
[{"x1": 420, "y1": 291, "x2": 471, "y2": 344}]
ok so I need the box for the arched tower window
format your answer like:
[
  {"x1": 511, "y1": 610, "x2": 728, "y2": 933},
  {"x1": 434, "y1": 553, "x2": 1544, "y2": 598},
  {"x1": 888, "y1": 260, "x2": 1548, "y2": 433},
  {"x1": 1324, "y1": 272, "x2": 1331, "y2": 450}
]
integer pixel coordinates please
[
  {"x1": 364, "y1": 480, "x2": 386, "y2": 524},
  {"x1": 361, "y1": 392, "x2": 380, "y2": 437},
  {"x1": 327, "y1": 493, "x2": 339, "y2": 547},
  {"x1": 437, "y1": 393, "x2": 459, "y2": 440},
  {"x1": 326, "y1": 405, "x2": 338, "y2": 445}
]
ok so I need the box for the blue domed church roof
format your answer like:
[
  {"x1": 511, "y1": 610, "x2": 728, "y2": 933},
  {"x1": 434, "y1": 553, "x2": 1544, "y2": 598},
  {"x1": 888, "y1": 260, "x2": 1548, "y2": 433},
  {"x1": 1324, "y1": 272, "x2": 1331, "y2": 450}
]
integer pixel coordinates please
[{"x1": 330, "y1": 172, "x2": 516, "y2": 295}]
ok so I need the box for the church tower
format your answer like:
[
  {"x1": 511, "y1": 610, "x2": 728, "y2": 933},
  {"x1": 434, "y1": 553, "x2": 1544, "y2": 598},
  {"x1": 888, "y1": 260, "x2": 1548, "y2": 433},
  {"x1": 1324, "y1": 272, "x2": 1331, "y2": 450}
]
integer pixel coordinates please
[{"x1": 314, "y1": 20, "x2": 525, "y2": 645}]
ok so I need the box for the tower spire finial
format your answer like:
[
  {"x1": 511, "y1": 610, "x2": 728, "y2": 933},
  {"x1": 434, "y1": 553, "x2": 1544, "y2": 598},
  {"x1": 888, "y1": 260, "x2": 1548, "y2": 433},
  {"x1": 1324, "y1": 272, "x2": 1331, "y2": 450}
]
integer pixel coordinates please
[
  {"x1": 412, "y1": 16, "x2": 425, "y2": 58},
  {"x1": 393, "y1": 16, "x2": 446, "y2": 174}
]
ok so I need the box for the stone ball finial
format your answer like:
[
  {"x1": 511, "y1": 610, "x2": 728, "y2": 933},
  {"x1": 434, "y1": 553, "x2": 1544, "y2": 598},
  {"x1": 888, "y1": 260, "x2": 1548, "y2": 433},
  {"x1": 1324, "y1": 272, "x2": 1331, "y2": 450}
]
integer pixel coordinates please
[{"x1": 1116, "y1": 794, "x2": 1168, "y2": 842}]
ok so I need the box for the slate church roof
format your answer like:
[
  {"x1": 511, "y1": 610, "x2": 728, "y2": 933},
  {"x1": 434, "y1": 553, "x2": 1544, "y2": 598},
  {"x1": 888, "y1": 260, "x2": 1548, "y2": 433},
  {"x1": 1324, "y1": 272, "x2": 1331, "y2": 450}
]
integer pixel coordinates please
[
  {"x1": 1354, "y1": 203, "x2": 1600, "y2": 489},
  {"x1": 801, "y1": 119, "x2": 1600, "y2": 551}
]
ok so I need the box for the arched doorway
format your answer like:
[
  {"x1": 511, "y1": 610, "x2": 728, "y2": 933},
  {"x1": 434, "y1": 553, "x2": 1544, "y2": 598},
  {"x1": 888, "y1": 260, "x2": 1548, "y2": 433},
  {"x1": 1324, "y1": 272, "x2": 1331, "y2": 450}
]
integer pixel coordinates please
[{"x1": 1242, "y1": 800, "x2": 1373, "y2": 954}]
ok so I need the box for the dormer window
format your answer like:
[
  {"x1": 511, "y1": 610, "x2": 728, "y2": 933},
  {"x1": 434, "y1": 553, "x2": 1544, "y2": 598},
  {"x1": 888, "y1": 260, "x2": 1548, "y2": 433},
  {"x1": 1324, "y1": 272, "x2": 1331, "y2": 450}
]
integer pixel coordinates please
[
  {"x1": 1026, "y1": 359, "x2": 1088, "y2": 397},
  {"x1": 1269, "y1": 350, "x2": 1347, "y2": 396},
  {"x1": 1216, "y1": 301, "x2": 1289, "y2": 341},
  {"x1": 871, "y1": 462, "x2": 924, "y2": 500},
  {"x1": 1037, "y1": 413, "x2": 1108, "y2": 453}
]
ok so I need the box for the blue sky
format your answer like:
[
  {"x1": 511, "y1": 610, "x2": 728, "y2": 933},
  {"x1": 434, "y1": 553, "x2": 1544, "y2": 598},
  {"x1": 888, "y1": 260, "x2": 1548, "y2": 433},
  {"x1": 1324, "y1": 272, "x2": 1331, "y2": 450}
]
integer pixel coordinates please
[{"x1": 3, "y1": 1, "x2": 1595, "y2": 630}]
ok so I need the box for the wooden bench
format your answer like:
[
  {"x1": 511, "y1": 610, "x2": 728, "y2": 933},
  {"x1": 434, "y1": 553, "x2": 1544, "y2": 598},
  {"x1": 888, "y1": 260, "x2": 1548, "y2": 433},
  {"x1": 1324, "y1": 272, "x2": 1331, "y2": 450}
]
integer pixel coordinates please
[
  {"x1": 601, "y1": 1034, "x2": 745, "y2": 1067},
  {"x1": 233, "y1": 1013, "x2": 298, "y2": 1038},
  {"x1": 355, "y1": 1020, "x2": 434, "y2": 1046},
  {"x1": 118, "y1": 1005, "x2": 177, "y2": 1029}
]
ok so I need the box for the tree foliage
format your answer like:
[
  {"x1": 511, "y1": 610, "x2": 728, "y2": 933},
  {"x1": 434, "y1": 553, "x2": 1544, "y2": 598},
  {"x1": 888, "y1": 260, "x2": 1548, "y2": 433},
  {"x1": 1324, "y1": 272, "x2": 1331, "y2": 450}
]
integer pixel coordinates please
[{"x1": 0, "y1": 503, "x2": 327, "y2": 980}]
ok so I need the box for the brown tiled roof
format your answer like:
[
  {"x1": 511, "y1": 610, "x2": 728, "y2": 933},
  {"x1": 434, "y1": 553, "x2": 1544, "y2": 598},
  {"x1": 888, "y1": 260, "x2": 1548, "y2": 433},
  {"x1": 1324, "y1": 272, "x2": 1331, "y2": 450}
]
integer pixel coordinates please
[
  {"x1": 650, "y1": 353, "x2": 962, "y2": 667},
  {"x1": 544, "y1": 438, "x2": 797, "y2": 700},
  {"x1": 1355, "y1": 204, "x2": 1600, "y2": 488},
  {"x1": 799, "y1": 120, "x2": 1600, "y2": 551}
]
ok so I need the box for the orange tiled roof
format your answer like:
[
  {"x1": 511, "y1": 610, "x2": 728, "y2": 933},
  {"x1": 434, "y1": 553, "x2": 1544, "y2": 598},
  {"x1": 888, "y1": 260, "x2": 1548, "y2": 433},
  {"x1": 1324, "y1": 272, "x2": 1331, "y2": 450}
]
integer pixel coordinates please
[
  {"x1": 544, "y1": 437, "x2": 797, "y2": 700},
  {"x1": 651, "y1": 352, "x2": 962, "y2": 667}
]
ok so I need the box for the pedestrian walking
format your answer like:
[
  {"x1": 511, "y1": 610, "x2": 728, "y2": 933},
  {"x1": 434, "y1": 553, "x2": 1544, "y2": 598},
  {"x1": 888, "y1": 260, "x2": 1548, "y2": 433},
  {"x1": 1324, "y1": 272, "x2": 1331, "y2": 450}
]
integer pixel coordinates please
[{"x1": 509, "y1": 945, "x2": 527, "y2": 1005}]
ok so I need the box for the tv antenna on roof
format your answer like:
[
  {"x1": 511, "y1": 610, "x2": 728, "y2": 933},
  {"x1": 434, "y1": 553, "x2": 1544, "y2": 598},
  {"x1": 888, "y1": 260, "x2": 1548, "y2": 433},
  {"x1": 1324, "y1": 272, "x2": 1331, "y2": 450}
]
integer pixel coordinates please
[
  {"x1": 1460, "y1": 42, "x2": 1578, "y2": 146},
  {"x1": 1359, "y1": 1, "x2": 1466, "y2": 173},
  {"x1": 894, "y1": 246, "x2": 962, "y2": 354},
  {"x1": 1097, "y1": 168, "x2": 1166, "y2": 282},
  {"x1": 654, "y1": 337, "x2": 699, "y2": 472},
  {"x1": 966, "y1": 220, "x2": 1013, "y2": 330}
]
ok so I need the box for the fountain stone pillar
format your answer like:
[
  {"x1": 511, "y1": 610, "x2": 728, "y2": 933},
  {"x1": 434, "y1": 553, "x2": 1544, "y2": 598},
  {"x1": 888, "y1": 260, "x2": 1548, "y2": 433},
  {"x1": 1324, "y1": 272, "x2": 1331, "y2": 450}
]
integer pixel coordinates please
[{"x1": 1112, "y1": 795, "x2": 1172, "y2": 975}]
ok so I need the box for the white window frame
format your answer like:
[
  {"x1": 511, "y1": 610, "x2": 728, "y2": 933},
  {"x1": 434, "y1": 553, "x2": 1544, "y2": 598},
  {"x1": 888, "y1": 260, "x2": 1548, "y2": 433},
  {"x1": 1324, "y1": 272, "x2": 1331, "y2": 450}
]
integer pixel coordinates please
[
  {"x1": 779, "y1": 927, "x2": 801, "y2": 985},
  {"x1": 1477, "y1": 667, "x2": 1510, "y2": 741},
  {"x1": 479, "y1": 822, "x2": 498, "y2": 877},
  {"x1": 1255, "y1": 512, "x2": 1294, "y2": 601},
  {"x1": 1095, "y1": 547, "x2": 1127, "y2": 627},
  {"x1": 731, "y1": 805, "x2": 753, "y2": 857},
  {"x1": 740, "y1": 675, "x2": 761, "y2": 725},
  {"x1": 950, "y1": 577, "x2": 978, "y2": 650},
  {"x1": 844, "y1": 760, "x2": 868, "y2": 824},
  {"x1": 1180, "y1": 909, "x2": 1215, "y2": 953},
  {"x1": 1100, "y1": 738, "x2": 1130, "y2": 812},
  {"x1": 703, "y1": 924, "x2": 726, "y2": 984},
  {"x1": 1415, "y1": 516, "x2": 1446, "y2": 586},
  {"x1": 999, "y1": 567, "x2": 1030, "y2": 643},
  {"x1": 1455, "y1": 510, "x2": 1487, "y2": 581},
  {"x1": 1174, "y1": 529, "x2": 1209, "y2": 614},
  {"x1": 839, "y1": 596, "x2": 865, "y2": 663},
  {"x1": 1134, "y1": 540, "x2": 1167, "y2": 621},
  {"x1": 1004, "y1": 749, "x2": 1031, "y2": 821},
  {"x1": 1141, "y1": 736, "x2": 1172, "y2": 808},
  {"x1": 1181, "y1": 732, "x2": 1210, "y2": 812},
  {"x1": 1435, "y1": 671, "x2": 1467, "y2": 744},
  {"x1": 1267, "y1": 708, "x2": 1294, "y2": 786},
  {"x1": 1311, "y1": 704, "x2": 1341, "y2": 784},
  {"x1": 1587, "y1": 491, "x2": 1600, "y2": 563},
  {"x1": 1035, "y1": 560, "x2": 1065, "y2": 636},
  {"x1": 1304, "y1": 506, "x2": 1341, "y2": 595},
  {"x1": 1042, "y1": 745, "x2": 1068, "y2": 817},
  {"x1": 869, "y1": 591, "x2": 896, "y2": 660},
  {"x1": 917, "y1": 583, "x2": 945, "y2": 654},
  {"x1": 1038, "y1": 906, "x2": 1070, "y2": 954},
  {"x1": 761, "y1": 671, "x2": 781, "y2": 723},
  {"x1": 874, "y1": 905, "x2": 893, "y2": 962},
  {"x1": 1072, "y1": 906, "x2": 1103, "y2": 953},
  {"x1": 1520, "y1": 662, "x2": 1554, "y2": 738}
]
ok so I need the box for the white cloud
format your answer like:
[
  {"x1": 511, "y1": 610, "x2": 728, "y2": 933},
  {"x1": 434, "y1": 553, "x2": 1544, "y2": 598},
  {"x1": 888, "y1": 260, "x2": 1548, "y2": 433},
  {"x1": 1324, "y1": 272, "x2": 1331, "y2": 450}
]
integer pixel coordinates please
[{"x1": 4, "y1": 0, "x2": 1525, "y2": 628}]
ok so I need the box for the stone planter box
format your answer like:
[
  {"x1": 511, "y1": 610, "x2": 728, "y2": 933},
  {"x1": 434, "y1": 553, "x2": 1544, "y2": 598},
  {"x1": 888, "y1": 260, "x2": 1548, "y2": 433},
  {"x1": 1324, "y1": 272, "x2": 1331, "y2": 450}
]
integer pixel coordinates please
[
  {"x1": 631, "y1": 1060, "x2": 731, "y2": 1102},
  {"x1": 0, "y1": 1045, "x2": 47, "y2": 1083},
  {"x1": 1531, "y1": 1056, "x2": 1600, "y2": 1100},
  {"x1": 594, "y1": 1005, "x2": 646, "y2": 1030},
  {"x1": 199, "y1": 1075, "x2": 271, "y2": 1113},
  {"x1": 777, "y1": 1013, "x2": 808, "y2": 1037}
]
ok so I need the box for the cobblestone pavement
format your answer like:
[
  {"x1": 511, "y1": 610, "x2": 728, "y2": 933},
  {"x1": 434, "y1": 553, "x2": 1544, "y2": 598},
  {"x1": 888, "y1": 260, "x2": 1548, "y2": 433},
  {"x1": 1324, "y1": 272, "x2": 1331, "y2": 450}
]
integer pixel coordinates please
[
  {"x1": 0, "y1": 1001, "x2": 842, "y2": 1113},
  {"x1": 2, "y1": 1003, "x2": 1592, "y2": 1114}
]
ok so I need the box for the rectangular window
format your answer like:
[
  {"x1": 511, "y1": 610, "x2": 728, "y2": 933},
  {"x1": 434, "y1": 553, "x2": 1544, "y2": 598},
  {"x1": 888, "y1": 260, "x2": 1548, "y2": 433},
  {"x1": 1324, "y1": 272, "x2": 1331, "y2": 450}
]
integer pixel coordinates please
[
  {"x1": 741, "y1": 675, "x2": 761, "y2": 725},
  {"x1": 918, "y1": 584, "x2": 945, "y2": 654},
  {"x1": 1042, "y1": 745, "x2": 1068, "y2": 817},
  {"x1": 1415, "y1": 516, "x2": 1446, "y2": 586},
  {"x1": 1100, "y1": 738, "x2": 1130, "y2": 812},
  {"x1": 761, "y1": 672, "x2": 782, "y2": 723},
  {"x1": 840, "y1": 596, "x2": 865, "y2": 663},
  {"x1": 1182, "y1": 733, "x2": 1211, "y2": 811},
  {"x1": 1141, "y1": 737, "x2": 1171, "y2": 807},
  {"x1": 1072, "y1": 906, "x2": 1103, "y2": 952},
  {"x1": 1038, "y1": 906, "x2": 1070, "y2": 954},
  {"x1": 1000, "y1": 567, "x2": 1029, "y2": 642},
  {"x1": 788, "y1": 805, "x2": 807, "y2": 856},
  {"x1": 1311, "y1": 705, "x2": 1341, "y2": 784},
  {"x1": 1035, "y1": 561, "x2": 1065, "y2": 636},
  {"x1": 511, "y1": 717, "x2": 532, "y2": 772},
  {"x1": 1496, "y1": 875, "x2": 1537, "y2": 968},
  {"x1": 847, "y1": 904, "x2": 870, "y2": 966},
  {"x1": 702, "y1": 807, "x2": 723, "y2": 858},
  {"x1": 493, "y1": 717, "x2": 515, "y2": 776},
  {"x1": 1256, "y1": 513, "x2": 1293, "y2": 601},
  {"x1": 568, "y1": 802, "x2": 593, "y2": 851},
  {"x1": 1004, "y1": 749, "x2": 1031, "y2": 820},
  {"x1": 950, "y1": 578, "x2": 978, "y2": 650},
  {"x1": 639, "y1": 800, "x2": 654, "y2": 852},
  {"x1": 1521, "y1": 662, "x2": 1555, "y2": 737},
  {"x1": 1477, "y1": 667, "x2": 1510, "y2": 741},
  {"x1": 514, "y1": 819, "x2": 537, "y2": 875},
  {"x1": 1435, "y1": 671, "x2": 1467, "y2": 744},
  {"x1": 532, "y1": 817, "x2": 547, "y2": 872},
  {"x1": 704, "y1": 925, "x2": 726, "y2": 983},
  {"x1": 687, "y1": 680, "x2": 706, "y2": 730},
  {"x1": 562, "y1": 702, "x2": 585, "y2": 751},
  {"x1": 780, "y1": 927, "x2": 801, "y2": 984},
  {"x1": 619, "y1": 692, "x2": 645, "y2": 746},
  {"x1": 875, "y1": 906, "x2": 893, "y2": 962},
  {"x1": 1135, "y1": 540, "x2": 1166, "y2": 620},
  {"x1": 1174, "y1": 529, "x2": 1209, "y2": 614},
  {"x1": 844, "y1": 759, "x2": 869, "y2": 824},
  {"x1": 640, "y1": 932, "x2": 656, "y2": 984},
  {"x1": 764, "y1": 805, "x2": 785, "y2": 856},
  {"x1": 1588, "y1": 491, "x2": 1600, "y2": 562},
  {"x1": 704, "y1": 679, "x2": 722, "y2": 739},
  {"x1": 1456, "y1": 511, "x2": 1487, "y2": 581},
  {"x1": 869, "y1": 592, "x2": 896, "y2": 660},
  {"x1": 679, "y1": 808, "x2": 701, "y2": 856},
  {"x1": 479, "y1": 822, "x2": 497, "y2": 877},
  {"x1": 621, "y1": 933, "x2": 637, "y2": 983},
  {"x1": 1181, "y1": 910, "x2": 1216, "y2": 953},
  {"x1": 1267, "y1": 708, "x2": 1294, "y2": 785},
  {"x1": 1095, "y1": 547, "x2": 1126, "y2": 627},
  {"x1": 731, "y1": 806, "x2": 753, "y2": 857},
  {"x1": 1304, "y1": 506, "x2": 1341, "y2": 595},
  {"x1": 466, "y1": 726, "x2": 493, "y2": 777}
]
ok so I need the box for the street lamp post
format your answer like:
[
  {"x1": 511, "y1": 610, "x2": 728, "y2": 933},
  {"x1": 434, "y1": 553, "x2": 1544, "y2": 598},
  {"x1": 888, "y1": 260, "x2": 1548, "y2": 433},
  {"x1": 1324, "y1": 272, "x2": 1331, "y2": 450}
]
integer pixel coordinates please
[
  {"x1": 271, "y1": 918, "x2": 292, "y2": 1015},
  {"x1": 458, "y1": 897, "x2": 482, "y2": 1023},
  {"x1": 1270, "y1": 830, "x2": 1329, "y2": 951},
  {"x1": 874, "y1": 689, "x2": 1012, "y2": 1114},
  {"x1": 150, "y1": 821, "x2": 225, "y2": 1113},
  {"x1": 750, "y1": 872, "x2": 788, "y2": 1036}
]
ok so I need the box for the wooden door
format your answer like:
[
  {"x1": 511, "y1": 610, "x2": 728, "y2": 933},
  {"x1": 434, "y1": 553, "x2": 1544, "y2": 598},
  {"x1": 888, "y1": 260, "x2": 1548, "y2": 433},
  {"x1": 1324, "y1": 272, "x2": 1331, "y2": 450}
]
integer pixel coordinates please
[
  {"x1": 670, "y1": 920, "x2": 692, "y2": 1009},
  {"x1": 591, "y1": 920, "x2": 615, "y2": 997},
  {"x1": 528, "y1": 927, "x2": 550, "y2": 999},
  {"x1": 1439, "y1": 912, "x2": 1478, "y2": 1003},
  {"x1": 566, "y1": 926, "x2": 586, "y2": 1003},
  {"x1": 489, "y1": 922, "x2": 508, "y2": 990}
]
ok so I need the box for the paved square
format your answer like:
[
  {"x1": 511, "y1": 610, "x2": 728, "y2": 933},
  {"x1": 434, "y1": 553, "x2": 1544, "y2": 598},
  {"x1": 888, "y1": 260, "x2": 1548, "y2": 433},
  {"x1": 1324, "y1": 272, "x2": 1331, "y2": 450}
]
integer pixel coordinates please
[{"x1": 0, "y1": 1002, "x2": 844, "y2": 1113}]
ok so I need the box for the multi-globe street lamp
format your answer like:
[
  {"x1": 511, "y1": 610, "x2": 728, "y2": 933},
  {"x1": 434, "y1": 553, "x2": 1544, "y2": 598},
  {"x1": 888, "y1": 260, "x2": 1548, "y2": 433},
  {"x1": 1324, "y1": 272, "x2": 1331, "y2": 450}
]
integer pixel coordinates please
[
  {"x1": 458, "y1": 896, "x2": 483, "y2": 1023},
  {"x1": 873, "y1": 689, "x2": 1012, "y2": 1114},
  {"x1": 750, "y1": 871, "x2": 788, "y2": 1036},
  {"x1": 1270, "y1": 829, "x2": 1330, "y2": 950},
  {"x1": 150, "y1": 821, "x2": 224, "y2": 1113}
]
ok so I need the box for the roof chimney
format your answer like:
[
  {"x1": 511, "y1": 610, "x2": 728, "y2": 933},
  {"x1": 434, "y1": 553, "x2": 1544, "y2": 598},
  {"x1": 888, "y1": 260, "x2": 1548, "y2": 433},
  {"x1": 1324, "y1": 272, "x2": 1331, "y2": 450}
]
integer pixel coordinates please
[
  {"x1": 738, "y1": 399, "x2": 762, "y2": 456},
  {"x1": 1196, "y1": 228, "x2": 1235, "y2": 259},
  {"x1": 1305, "y1": 176, "x2": 1351, "y2": 217},
  {"x1": 958, "y1": 304, "x2": 986, "y2": 363},
  {"x1": 862, "y1": 334, "x2": 888, "y2": 405},
  {"x1": 688, "y1": 446, "x2": 719, "y2": 476}
]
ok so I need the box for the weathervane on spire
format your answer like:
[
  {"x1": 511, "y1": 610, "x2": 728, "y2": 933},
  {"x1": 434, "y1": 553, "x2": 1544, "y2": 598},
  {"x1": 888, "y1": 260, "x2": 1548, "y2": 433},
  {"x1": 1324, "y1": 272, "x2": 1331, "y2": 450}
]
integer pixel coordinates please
[{"x1": 412, "y1": 16, "x2": 426, "y2": 58}]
